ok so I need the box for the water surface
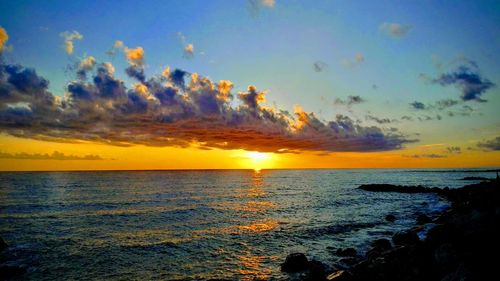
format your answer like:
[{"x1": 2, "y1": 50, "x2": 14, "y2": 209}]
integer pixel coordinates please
[{"x1": 0, "y1": 169, "x2": 493, "y2": 280}]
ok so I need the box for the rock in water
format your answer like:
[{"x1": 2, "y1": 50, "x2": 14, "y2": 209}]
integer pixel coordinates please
[
  {"x1": 336, "y1": 248, "x2": 357, "y2": 257},
  {"x1": 0, "y1": 237, "x2": 7, "y2": 252},
  {"x1": 416, "y1": 214, "x2": 432, "y2": 225},
  {"x1": 385, "y1": 214, "x2": 396, "y2": 222},
  {"x1": 392, "y1": 231, "x2": 420, "y2": 246},
  {"x1": 281, "y1": 253, "x2": 309, "y2": 272}
]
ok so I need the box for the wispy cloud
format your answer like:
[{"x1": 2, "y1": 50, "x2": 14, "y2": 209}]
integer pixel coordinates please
[
  {"x1": 379, "y1": 22, "x2": 413, "y2": 38},
  {"x1": 313, "y1": 61, "x2": 328, "y2": 72},
  {"x1": 334, "y1": 95, "x2": 365, "y2": 106},
  {"x1": 0, "y1": 151, "x2": 105, "y2": 160},
  {"x1": 477, "y1": 136, "x2": 500, "y2": 151},
  {"x1": 342, "y1": 53, "x2": 364, "y2": 68},
  {"x1": 248, "y1": 0, "x2": 275, "y2": 16},
  {"x1": 404, "y1": 153, "x2": 447, "y2": 159}
]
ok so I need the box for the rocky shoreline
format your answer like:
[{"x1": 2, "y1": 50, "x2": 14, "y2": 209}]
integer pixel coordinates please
[{"x1": 281, "y1": 179, "x2": 500, "y2": 281}]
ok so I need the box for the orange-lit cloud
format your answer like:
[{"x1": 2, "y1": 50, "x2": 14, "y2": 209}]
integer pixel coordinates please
[
  {"x1": 0, "y1": 56, "x2": 415, "y2": 153},
  {"x1": 0, "y1": 26, "x2": 8, "y2": 52},
  {"x1": 60, "y1": 30, "x2": 83, "y2": 55}
]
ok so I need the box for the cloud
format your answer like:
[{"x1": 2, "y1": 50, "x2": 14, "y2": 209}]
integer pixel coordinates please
[
  {"x1": 379, "y1": 22, "x2": 413, "y2": 38},
  {"x1": 410, "y1": 101, "x2": 426, "y2": 110},
  {"x1": 183, "y1": 43, "x2": 194, "y2": 59},
  {"x1": 427, "y1": 62, "x2": 495, "y2": 102},
  {"x1": 334, "y1": 95, "x2": 365, "y2": 106},
  {"x1": 342, "y1": 53, "x2": 364, "y2": 68},
  {"x1": 124, "y1": 46, "x2": 145, "y2": 67},
  {"x1": 105, "y1": 40, "x2": 124, "y2": 56},
  {"x1": 0, "y1": 60, "x2": 415, "y2": 153},
  {"x1": 60, "y1": 31, "x2": 83, "y2": 55},
  {"x1": 446, "y1": 146, "x2": 461, "y2": 154},
  {"x1": 0, "y1": 26, "x2": 8, "y2": 52},
  {"x1": 248, "y1": 0, "x2": 275, "y2": 16},
  {"x1": 0, "y1": 151, "x2": 105, "y2": 160},
  {"x1": 313, "y1": 61, "x2": 328, "y2": 72},
  {"x1": 477, "y1": 136, "x2": 500, "y2": 151},
  {"x1": 365, "y1": 114, "x2": 394, "y2": 124},
  {"x1": 404, "y1": 154, "x2": 447, "y2": 159}
]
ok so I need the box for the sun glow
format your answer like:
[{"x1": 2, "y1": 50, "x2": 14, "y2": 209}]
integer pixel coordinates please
[{"x1": 244, "y1": 151, "x2": 273, "y2": 170}]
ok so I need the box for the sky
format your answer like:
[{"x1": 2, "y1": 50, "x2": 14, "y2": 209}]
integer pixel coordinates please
[{"x1": 0, "y1": 0, "x2": 499, "y2": 170}]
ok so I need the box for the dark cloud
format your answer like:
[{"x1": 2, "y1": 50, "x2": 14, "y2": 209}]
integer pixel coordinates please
[
  {"x1": 0, "y1": 60, "x2": 415, "y2": 153},
  {"x1": 365, "y1": 114, "x2": 394, "y2": 124},
  {"x1": 446, "y1": 146, "x2": 461, "y2": 154},
  {"x1": 410, "y1": 101, "x2": 426, "y2": 110},
  {"x1": 428, "y1": 63, "x2": 495, "y2": 102},
  {"x1": 0, "y1": 151, "x2": 105, "y2": 160},
  {"x1": 313, "y1": 61, "x2": 328, "y2": 72},
  {"x1": 334, "y1": 95, "x2": 365, "y2": 106},
  {"x1": 404, "y1": 154, "x2": 447, "y2": 159},
  {"x1": 401, "y1": 115, "x2": 413, "y2": 121},
  {"x1": 477, "y1": 136, "x2": 500, "y2": 151}
]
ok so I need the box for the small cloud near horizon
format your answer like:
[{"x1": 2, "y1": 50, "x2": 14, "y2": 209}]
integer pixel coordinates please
[
  {"x1": 379, "y1": 22, "x2": 413, "y2": 38},
  {"x1": 0, "y1": 151, "x2": 107, "y2": 160}
]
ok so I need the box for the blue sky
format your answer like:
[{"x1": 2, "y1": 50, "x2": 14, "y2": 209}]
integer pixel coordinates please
[{"x1": 1, "y1": 0, "x2": 500, "y2": 158}]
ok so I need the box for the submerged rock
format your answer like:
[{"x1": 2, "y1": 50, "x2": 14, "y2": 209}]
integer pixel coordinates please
[
  {"x1": 392, "y1": 231, "x2": 420, "y2": 246},
  {"x1": 416, "y1": 214, "x2": 432, "y2": 225},
  {"x1": 281, "y1": 253, "x2": 309, "y2": 272},
  {"x1": 0, "y1": 237, "x2": 7, "y2": 252},
  {"x1": 0, "y1": 265, "x2": 26, "y2": 278},
  {"x1": 385, "y1": 214, "x2": 396, "y2": 222},
  {"x1": 335, "y1": 248, "x2": 357, "y2": 257}
]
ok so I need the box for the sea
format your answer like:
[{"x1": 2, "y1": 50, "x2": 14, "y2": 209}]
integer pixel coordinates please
[{"x1": 0, "y1": 168, "x2": 496, "y2": 280}]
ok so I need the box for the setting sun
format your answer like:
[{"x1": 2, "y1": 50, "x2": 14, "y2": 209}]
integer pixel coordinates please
[{"x1": 245, "y1": 151, "x2": 272, "y2": 169}]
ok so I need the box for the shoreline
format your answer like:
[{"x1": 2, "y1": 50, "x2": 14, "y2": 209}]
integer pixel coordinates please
[{"x1": 281, "y1": 179, "x2": 500, "y2": 281}]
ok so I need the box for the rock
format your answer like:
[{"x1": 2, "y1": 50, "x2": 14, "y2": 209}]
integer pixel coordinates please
[
  {"x1": 305, "y1": 260, "x2": 327, "y2": 281},
  {"x1": 0, "y1": 265, "x2": 25, "y2": 278},
  {"x1": 434, "y1": 243, "x2": 458, "y2": 270},
  {"x1": 337, "y1": 257, "x2": 360, "y2": 268},
  {"x1": 335, "y1": 248, "x2": 357, "y2": 257},
  {"x1": 392, "y1": 231, "x2": 420, "y2": 246},
  {"x1": 281, "y1": 253, "x2": 309, "y2": 272},
  {"x1": 326, "y1": 270, "x2": 352, "y2": 281},
  {"x1": 371, "y1": 239, "x2": 392, "y2": 251},
  {"x1": 416, "y1": 214, "x2": 432, "y2": 225},
  {"x1": 0, "y1": 237, "x2": 7, "y2": 252},
  {"x1": 385, "y1": 214, "x2": 396, "y2": 222}
]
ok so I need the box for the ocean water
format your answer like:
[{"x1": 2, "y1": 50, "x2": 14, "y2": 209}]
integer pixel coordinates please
[{"x1": 0, "y1": 169, "x2": 495, "y2": 280}]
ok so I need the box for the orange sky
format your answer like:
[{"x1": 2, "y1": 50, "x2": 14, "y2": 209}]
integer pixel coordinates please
[{"x1": 1, "y1": 135, "x2": 498, "y2": 171}]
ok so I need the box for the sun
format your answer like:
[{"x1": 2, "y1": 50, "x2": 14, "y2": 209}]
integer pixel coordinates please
[{"x1": 244, "y1": 151, "x2": 273, "y2": 170}]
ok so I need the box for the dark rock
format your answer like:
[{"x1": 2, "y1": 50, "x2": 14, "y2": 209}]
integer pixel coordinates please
[
  {"x1": 335, "y1": 248, "x2": 357, "y2": 257},
  {"x1": 392, "y1": 231, "x2": 420, "y2": 246},
  {"x1": 385, "y1": 214, "x2": 396, "y2": 222},
  {"x1": 326, "y1": 270, "x2": 352, "y2": 281},
  {"x1": 337, "y1": 257, "x2": 360, "y2": 268},
  {"x1": 281, "y1": 253, "x2": 309, "y2": 272},
  {"x1": 0, "y1": 265, "x2": 25, "y2": 278},
  {"x1": 305, "y1": 260, "x2": 327, "y2": 281},
  {"x1": 433, "y1": 243, "x2": 458, "y2": 270},
  {"x1": 416, "y1": 214, "x2": 432, "y2": 225},
  {"x1": 371, "y1": 239, "x2": 392, "y2": 251},
  {"x1": 0, "y1": 237, "x2": 7, "y2": 252}
]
